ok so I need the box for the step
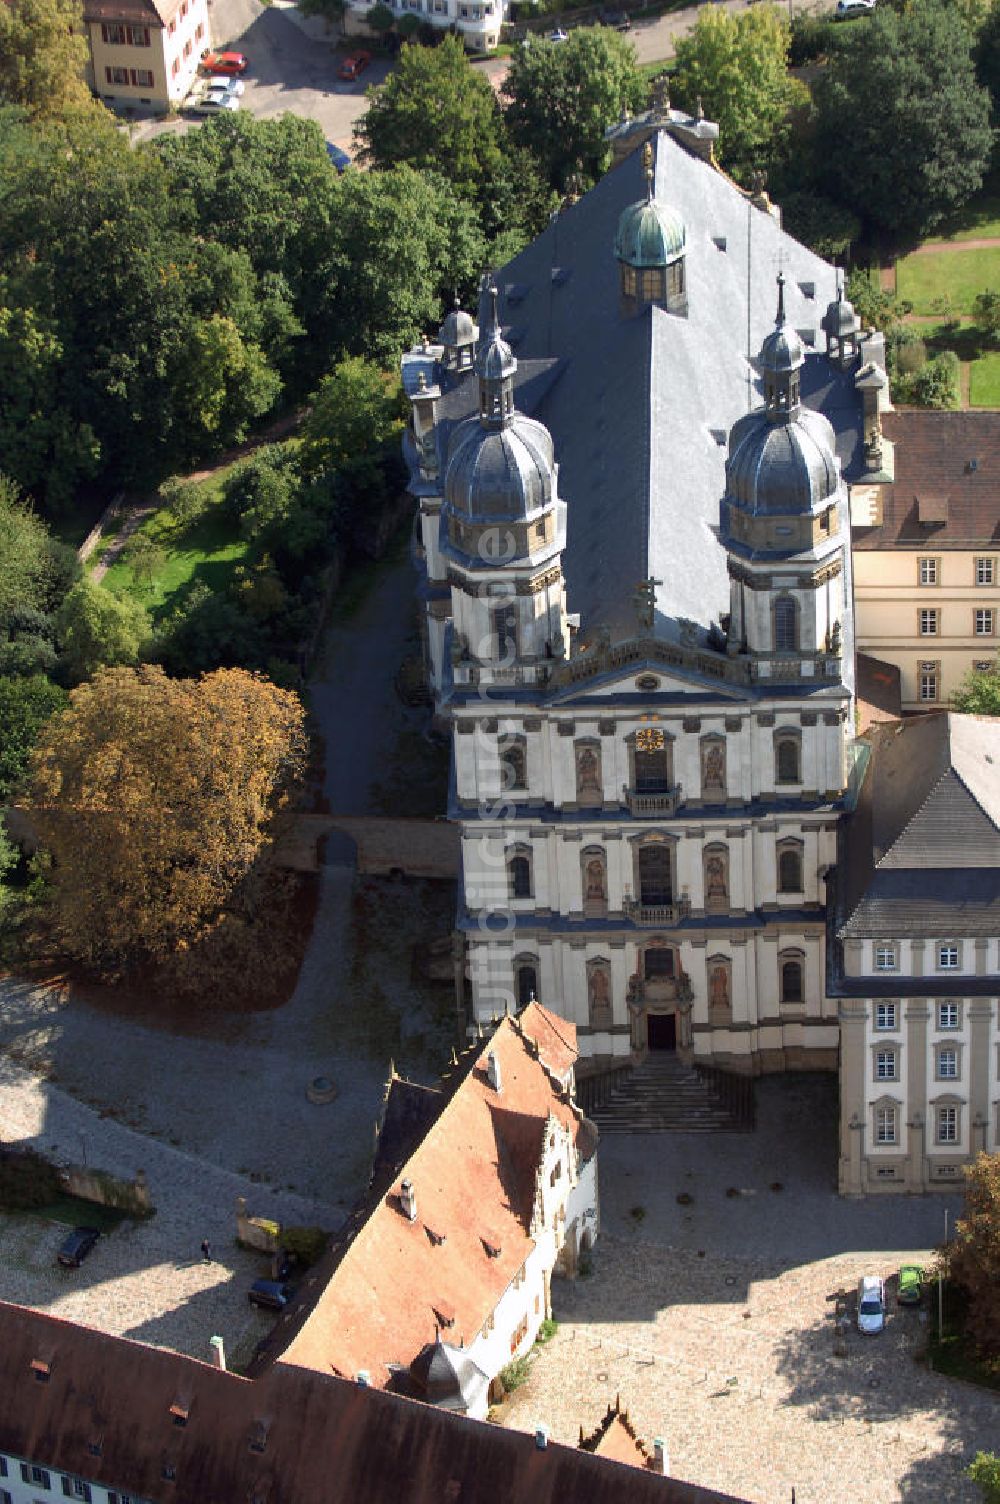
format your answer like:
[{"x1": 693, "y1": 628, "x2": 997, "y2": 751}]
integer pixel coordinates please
[{"x1": 582, "y1": 1057, "x2": 751, "y2": 1133}]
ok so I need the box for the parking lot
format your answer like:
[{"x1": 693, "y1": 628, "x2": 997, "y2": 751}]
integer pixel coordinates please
[{"x1": 501, "y1": 1076, "x2": 993, "y2": 1504}]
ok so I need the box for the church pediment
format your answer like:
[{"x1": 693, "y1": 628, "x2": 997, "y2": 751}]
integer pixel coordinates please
[{"x1": 547, "y1": 653, "x2": 751, "y2": 705}]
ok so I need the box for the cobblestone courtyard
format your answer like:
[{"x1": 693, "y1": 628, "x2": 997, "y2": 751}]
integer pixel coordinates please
[{"x1": 503, "y1": 1078, "x2": 989, "y2": 1504}]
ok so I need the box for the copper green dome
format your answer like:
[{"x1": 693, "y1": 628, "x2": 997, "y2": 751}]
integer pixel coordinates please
[{"x1": 614, "y1": 195, "x2": 685, "y2": 269}]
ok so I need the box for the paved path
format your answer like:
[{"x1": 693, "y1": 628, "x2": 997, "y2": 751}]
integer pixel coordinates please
[{"x1": 907, "y1": 235, "x2": 1000, "y2": 256}]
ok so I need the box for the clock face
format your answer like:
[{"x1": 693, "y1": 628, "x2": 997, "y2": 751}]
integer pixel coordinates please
[{"x1": 635, "y1": 727, "x2": 665, "y2": 753}]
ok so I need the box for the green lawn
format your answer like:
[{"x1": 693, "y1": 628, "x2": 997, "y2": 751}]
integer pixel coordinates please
[
  {"x1": 969, "y1": 350, "x2": 1000, "y2": 407},
  {"x1": 100, "y1": 479, "x2": 252, "y2": 621},
  {"x1": 926, "y1": 193, "x2": 1000, "y2": 245},
  {"x1": 896, "y1": 244, "x2": 1000, "y2": 316}
]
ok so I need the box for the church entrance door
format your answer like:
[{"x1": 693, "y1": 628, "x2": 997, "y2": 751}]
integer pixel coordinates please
[{"x1": 646, "y1": 1013, "x2": 676, "y2": 1052}]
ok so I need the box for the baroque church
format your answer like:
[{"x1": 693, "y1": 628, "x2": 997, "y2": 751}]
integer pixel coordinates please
[{"x1": 402, "y1": 96, "x2": 889, "y2": 1082}]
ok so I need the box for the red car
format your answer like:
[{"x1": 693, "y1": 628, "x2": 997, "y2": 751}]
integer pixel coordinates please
[
  {"x1": 338, "y1": 50, "x2": 371, "y2": 81},
  {"x1": 200, "y1": 50, "x2": 249, "y2": 75}
]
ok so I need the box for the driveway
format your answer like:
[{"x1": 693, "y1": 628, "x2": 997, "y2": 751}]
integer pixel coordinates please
[{"x1": 501, "y1": 1075, "x2": 985, "y2": 1504}]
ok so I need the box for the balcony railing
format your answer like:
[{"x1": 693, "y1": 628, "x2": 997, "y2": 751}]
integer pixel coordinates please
[
  {"x1": 623, "y1": 897, "x2": 691, "y2": 927},
  {"x1": 624, "y1": 784, "x2": 682, "y2": 817}
]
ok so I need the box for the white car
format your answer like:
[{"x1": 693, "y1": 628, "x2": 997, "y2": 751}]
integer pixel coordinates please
[
  {"x1": 857, "y1": 1275, "x2": 886, "y2": 1334},
  {"x1": 835, "y1": 0, "x2": 875, "y2": 17},
  {"x1": 208, "y1": 77, "x2": 244, "y2": 97},
  {"x1": 191, "y1": 91, "x2": 241, "y2": 114}
]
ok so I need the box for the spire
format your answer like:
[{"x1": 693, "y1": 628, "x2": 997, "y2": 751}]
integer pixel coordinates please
[
  {"x1": 474, "y1": 279, "x2": 516, "y2": 430},
  {"x1": 775, "y1": 270, "x2": 786, "y2": 329}
]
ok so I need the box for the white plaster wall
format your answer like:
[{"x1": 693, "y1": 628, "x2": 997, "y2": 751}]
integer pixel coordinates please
[{"x1": 0, "y1": 1456, "x2": 140, "y2": 1504}]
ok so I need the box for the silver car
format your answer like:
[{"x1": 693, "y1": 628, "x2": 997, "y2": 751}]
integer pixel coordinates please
[{"x1": 857, "y1": 1274, "x2": 886, "y2": 1334}]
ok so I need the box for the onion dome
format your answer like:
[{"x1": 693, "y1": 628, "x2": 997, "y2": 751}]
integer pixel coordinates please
[
  {"x1": 726, "y1": 406, "x2": 839, "y2": 516},
  {"x1": 474, "y1": 314, "x2": 516, "y2": 385},
  {"x1": 615, "y1": 196, "x2": 685, "y2": 268},
  {"x1": 759, "y1": 272, "x2": 803, "y2": 375},
  {"x1": 444, "y1": 415, "x2": 555, "y2": 521}
]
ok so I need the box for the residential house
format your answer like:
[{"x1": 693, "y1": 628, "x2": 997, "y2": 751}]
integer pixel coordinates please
[
  {"x1": 833, "y1": 713, "x2": 1000, "y2": 1194},
  {"x1": 83, "y1": 0, "x2": 209, "y2": 110},
  {"x1": 851, "y1": 411, "x2": 1000, "y2": 711},
  {"x1": 344, "y1": 0, "x2": 507, "y2": 54}
]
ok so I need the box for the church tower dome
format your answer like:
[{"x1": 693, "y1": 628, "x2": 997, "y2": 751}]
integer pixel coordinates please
[
  {"x1": 614, "y1": 141, "x2": 686, "y2": 313},
  {"x1": 438, "y1": 296, "x2": 477, "y2": 372}
]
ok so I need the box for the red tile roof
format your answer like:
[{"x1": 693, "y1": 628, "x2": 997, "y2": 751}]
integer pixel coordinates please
[
  {"x1": 0, "y1": 1300, "x2": 749, "y2": 1504},
  {"x1": 582, "y1": 1398, "x2": 657, "y2": 1472},
  {"x1": 518, "y1": 999, "x2": 579, "y2": 1081},
  {"x1": 81, "y1": 0, "x2": 174, "y2": 28},
  {"x1": 272, "y1": 1014, "x2": 594, "y2": 1388},
  {"x1": 854, "y1": 411, "x2": 1000, "y2": 551}
]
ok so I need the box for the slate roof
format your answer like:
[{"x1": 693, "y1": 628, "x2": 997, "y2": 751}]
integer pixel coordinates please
[
  {"x1": 266, "y1": 1013, "x2": 595, "y2": 1392},
  {"x1": 853, "y1": 411, "x2": 1000, "y2": 551},
  {"x1": 0, "y1": 1301, "x2": 746, "y2": 1504},
  {"x1": 439, "y1": 132, "x2": 854, "y2": 640},
  {"x1": 839, "y1": 713, "x2": 1000, "y2": 939}
]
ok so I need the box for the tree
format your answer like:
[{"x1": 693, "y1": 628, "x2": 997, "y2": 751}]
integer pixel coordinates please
[
  {"x1": 315, "y1": 165, "x2": 487, "y2": 364},
  {"x1": 503, "y1": 28, "x2": 646, "y2": 190},
  {"x1": 672, "y1": 6, "x2": 807, "y2": 183},
  {"x1": 126, "y1": 533, "x2": 167, "y2": 592},
  {"x1": 974, "y1": 289, "x2": 1000, "y2": 342},
  {"x1": 55, "y1": 579, "x2": 151, "y2": 684},
  {"x1": 296, "y1": 0, "x2": 346, "y2": 28},
  {"x1": 366, "y1": 2, "x2": 395, "y2": 33},
  {"x1": 0, "y1": 474, "x2": 67, "y2": 620},
  {"x1": 0, "y1": 0, "x2": 93, "y2": 119},
  {"x1": 300, "y1": 357, "x2": 404, "y2": 477},
  {"x1": 355, "y1": 37, "x2": 509, "y2": 211},
  {"x1": 0, "y1": 674, "x2": 67, "y2": 802},
  {"x1": 29, "y1": 664, "x2": 307, "y2": 977},
  {"x1": 969, "y1": 1453, "x2": 1000, "y2": 1504},
  {"x1": 768, "y1": 191, "x2": 860, "y2": 262},
  {"x1": 944, "y1": 1152, "x2": 1000, "y2": 1357},
  {"x1": 0, "y1": 302, "x2": 100, "y2": 508},
  {"x1": 814, "y1": 0, "x2": 993, "y2": 239},
  {"x1": 954, "y1": 654, "x2": 1000, "y2": 713}
]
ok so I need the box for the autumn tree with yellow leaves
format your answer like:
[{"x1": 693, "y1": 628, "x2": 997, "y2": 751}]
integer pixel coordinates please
[{"x1": 29, "y1": 665, "x2": 306, "y2": 986}]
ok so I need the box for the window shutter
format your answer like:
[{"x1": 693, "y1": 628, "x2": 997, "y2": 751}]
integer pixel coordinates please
[
  {"x1": 130, "y1": 68, "x2": 137, "y2": 85},
  {"x1": 62, "y1": 1480, "x2": 73, "y2": 1497}
]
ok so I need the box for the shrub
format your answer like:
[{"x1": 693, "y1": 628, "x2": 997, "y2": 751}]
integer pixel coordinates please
[
  {"x1": 158, "y1": 476, "x2": 213, "y2": 531},
  {"x1": 536, "y1": 1317, "x2": 558, "y2": 1343},
  {"x1": 899, "y1": 349, "x2": 961, "y2": 409},
  {"x1": 499, "y1": 1354, "x2": 532, "y2": 1392},
  {"x1": 282, "y1": 1224, "x2": 328, "y2": 1266}
]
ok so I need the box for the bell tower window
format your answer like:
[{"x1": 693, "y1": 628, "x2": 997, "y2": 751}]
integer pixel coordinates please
[{"x1": 773, "y1": 595, "x2": 798, "y2": 653}]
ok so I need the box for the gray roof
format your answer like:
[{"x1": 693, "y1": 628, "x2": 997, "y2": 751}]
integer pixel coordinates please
[
  {"x1": 452, "y1": 132, "x2": 851, "y2": 639},
  {"x1": 839, "y1": 714, "x2": 1000, "y2": 939},
  {"x1": 410, "y1": 1339, "x2": 490, "y2": 1412},
  {"x1": 444, "y1": 412, "x2": 556, "y2": 521},
  {"x1": 726, "y1": 406, "x2": 839, "y2": 516}
]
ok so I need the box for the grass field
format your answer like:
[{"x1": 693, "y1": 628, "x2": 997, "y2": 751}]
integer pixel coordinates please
[
  {"x1": 895, "y1": 244, "x2": 1000, "y2": 316},
  {"x1": 99, "y1": 476, "x2": 252, "y2": 621},
  {"x1": 926, "y1": 193, "x2": 1000, "y2": 245},
  {"x1": 969, "y1": 350, "x2": 1000, "y2": 407}
]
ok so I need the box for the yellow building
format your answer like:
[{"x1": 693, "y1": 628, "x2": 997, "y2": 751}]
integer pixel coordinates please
[
  {"x1": 84, "y1": 0, "x2": 210, "y2": 110},
  {"x1": 852, "y1": 411, "x2": 1000, "y2": 711}
]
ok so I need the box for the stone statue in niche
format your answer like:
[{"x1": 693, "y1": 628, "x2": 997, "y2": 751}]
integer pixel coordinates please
[
  {"x1": 709, "y1": 964, "x2": 730, "y2": 1011},
  {"x1": 705, "y1": 852, "x2": 728, "y2": 906},
  {"x1": 702, "y1": 740, "x2": 725, "y2": 795},
  {"x1": 588, "y1": 966, "x2": 612, "y2": 1018},
  {"x1": 585, "y1": 858, "x2": 606, "y2": 903},
  {"x1": 576, "y1": 745, "x2": 601, "y2": 795}
]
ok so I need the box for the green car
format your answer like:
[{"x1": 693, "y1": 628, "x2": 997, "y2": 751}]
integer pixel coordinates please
[{"x1": 897, "y1": 1264, "x2": 924, "y2": 1305}]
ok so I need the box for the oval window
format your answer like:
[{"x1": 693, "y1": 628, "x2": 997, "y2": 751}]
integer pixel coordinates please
[{"x1": 636, "y1": 675, "x2": 660, "y2": 692}]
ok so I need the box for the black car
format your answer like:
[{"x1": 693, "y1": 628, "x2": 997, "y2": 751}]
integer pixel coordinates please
[
  {"x1": 57, "y1": 1227, "x2": 100, "y2": 1268},
  {"x1": 248, "y1": 1279, "x2": 294, "y2": 1311}
]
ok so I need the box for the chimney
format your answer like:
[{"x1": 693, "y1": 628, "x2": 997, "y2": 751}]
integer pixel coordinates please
[
  {"x1": 400, "y1": 1178, "x2": 417, "y2": 1222},
  {"x1": 535, "y1": 1424, "x2": 549, "y2": 1451},
  {"x1": 653, "y1": 1438, "x2": 669, "y2": 1476},
  {"x1": 487, "y1": 1051, "x2": 502, "y2": 1093},
  {"x1": 210, "y1": 1336, "x2": 226, "y2": 1372}
]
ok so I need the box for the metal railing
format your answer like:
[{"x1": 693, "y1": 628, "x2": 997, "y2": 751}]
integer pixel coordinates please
[
  {"x1": 693, "y1": 1063, "x2": 756, "y2": 1131},
  {"x1": 624, "y1": 784, "x2": 682, "y2": 817},
  {"x1": 576, "y1": 1062, "x2": 634, "y2": 1116},
  {"x1": 622, "y1": 897, "x2": 692, "y2": 927}
]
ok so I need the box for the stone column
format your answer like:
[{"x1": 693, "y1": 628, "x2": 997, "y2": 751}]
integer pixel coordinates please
[
  {"x1": 970, "y1": 998, "x2": 993, "y2": 1157},
  {"x1": 905, "y1": 998, "x2": 929, "y2": 1193}
]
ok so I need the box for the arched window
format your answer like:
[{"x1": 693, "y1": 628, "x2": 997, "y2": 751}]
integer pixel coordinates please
[
  {"x1": 515, "y1": 958, "x2": 538, "y2": 1008},
  {"x1": 777, "y1": 844, "x2": 803, "y2": 894},
  {"x1": 499, "y1": 739, "x2": 526, "y2": 791},
  {"x1": 775, "y1": 735, "x2": 801, "y2": 785},
  {"x1": 633, "y1": 729, "x2": 671, "y2": 792},
  {"x1": 773, "y1": 595, "x2": 798, "y2": 653},
  {"x1": 780, "y1": 953, "x2": 804, "y2": 1004},
  {"x1": 507, "y1": 850, "x2": 533, "y2": 900}
]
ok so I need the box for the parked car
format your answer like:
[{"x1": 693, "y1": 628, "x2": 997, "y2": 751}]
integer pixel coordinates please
[
  {"x1": 200, "y1": 49, "x2": 249, "y2": 74},
  {"x1": 598, "y1": 7, "x2": 630, "y2": 28},
  {"x1": 548, "y1": 27, "x2": 569, "y2": 41},
  {"x1": 248, "y1": 1279, "x2": 294, "y2": 1311},
  {"x1": 338, "y1": 51, "x2": 372, "y2": 81},
  {"x1": 57, "y1": 1227, "x2": 100, "y2": 1268},
  {"x1": 325, "y1": 142, "x2": 352, "y2": 173},
  {"x1": 190, "y1": 91, "x2": 240, "y2": 114},
  {"x1": 897, "y1": 1264, "x2": 924, "y2": 1306},
  {"x1": 857, "y1": 1274, "x2": 887, "y2": 1334},
  {"x1": 835, "y1": 0, "x2": 875, "y2": 18}
]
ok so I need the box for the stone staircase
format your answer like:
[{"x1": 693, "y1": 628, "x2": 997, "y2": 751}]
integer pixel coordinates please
[{"x1": 585, "y1": 1054, "x2": 753, "y2": 1134}]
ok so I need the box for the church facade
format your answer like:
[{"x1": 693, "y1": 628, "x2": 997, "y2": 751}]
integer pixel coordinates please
[{"x1": 403, "y1": 104, "x2": 889, "y2": 1079}]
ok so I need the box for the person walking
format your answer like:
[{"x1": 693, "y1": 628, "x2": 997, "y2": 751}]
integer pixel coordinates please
[{"x1": 201, "y1": 1239, "x2": 212, "y2": 1264}]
